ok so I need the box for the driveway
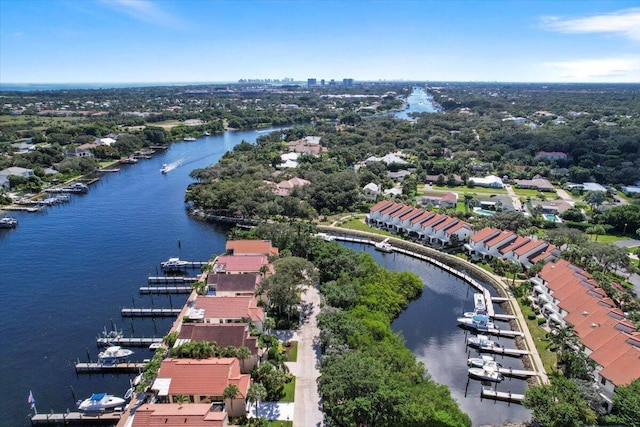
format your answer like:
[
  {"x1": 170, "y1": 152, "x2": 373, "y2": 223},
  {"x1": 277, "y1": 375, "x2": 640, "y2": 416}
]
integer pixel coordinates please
[{"x1": 272, "y1": 286, "x2": 324, "y2": 427}]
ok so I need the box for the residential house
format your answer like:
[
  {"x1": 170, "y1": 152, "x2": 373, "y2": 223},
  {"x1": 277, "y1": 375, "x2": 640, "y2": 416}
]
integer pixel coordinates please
[
  {"x1": 366, "y1": 200, "x2": 394, "y2": 225},
  {"x1": 388, "y1": 205, "x2": 415, "y2": 232},
  {"x1": 363, "y1": 183, "x2": 380, "y2": 200},
  {"x1": 387, "y1": 170, "x2": 412, "y2": 182},
  {"x1": 465, "y1": 227, "x2": 501, "y2": 257},
  {"x1": 365, "y1": 153, "x2": 408, "y2": 165},
  {"x1": 206, "y1": 273, "x2": 261, "y2": 297},
  {"x1": 66, "y1": 143, "x2": 97, "y2": 157},
  {"x1": 225, "y1": 240, "x2": 279, "y2": 257},
  {"x1": 152, "y1": 358, "x2": 250, "y2": 417},
  {"x1": 131, "y1": 404, "x2": 229, "y2": 427},
  {"x1": 11, "y1": 142, "x2": 36, "y2": 154},
  {"x1": 469, "y1": 175, "x2": 504, "y2": 189},
  {"x1": 95, "y1": 137, "x2": 116, "y2": 146},
  {"x1": 176, "y1": 323, "x2": 261, "y2": 372},
  {"x1": 189, "y1": 295, "x2": 265, "y2": 331},
  {"x1": 479, "y1": 195, "x2": 516, "y2": 212},
  {"x1": 0, "y1": 166, "x2": 34, "y2": 188},
  {"x1": 396, "y1": 207, "x2": 425, "y2": 234},
  {"x1": 514, "y1": 178, "x2": 556, "y2": 192},
  {"x1": 213, "y1": 255, "x2": 270, "y2": 275},
  {"x1": 420, "y1": 192, "x2": 458, "y2": 208},
  {"x1": 274, "y1": 177, "x2": 310, "y2": 196}
]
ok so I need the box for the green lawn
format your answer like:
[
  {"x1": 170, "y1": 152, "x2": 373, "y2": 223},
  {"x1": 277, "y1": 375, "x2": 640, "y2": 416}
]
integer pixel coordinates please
[
  {"x1": 268, "y1": 421, "x2": 292, "y2": 427},
  {"x1": 339, "y1": 218, "x2": 394, "y2": 236},
  {"x1": 280, "y1": 377, "x2": 295, "y2": 402},
  {"x1": 287, "y1": 341, "x2": 298, "y2": 362},
  {"x1": 420, "y1": 184, "x2": 508, "y2": 196},
  {"x1": 585, "y1": 234, "x2": 629, "y2": 244},
  {"x1": 519, "y1": 302, "x2": 558, "y2": 374}
]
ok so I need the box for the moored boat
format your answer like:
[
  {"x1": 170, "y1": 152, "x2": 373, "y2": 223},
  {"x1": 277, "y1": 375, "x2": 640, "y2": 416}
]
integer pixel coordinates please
[
  {"x1": 161, "y1": 257, "x2": 189, "y2": 269},
  {"x1": 120, "y1": 157, "x2": 138, "y2": 164},
  {"x1": 467, "y1": 354, "x2": 499, "y2": 368},
  {"x1": 98, "y1": 346, "x2": 133, "y2": 363},
  {"x1": 473, "y1": 293, "x2": 486, "y2": 311},
  {"x1": 77, "y1": 393, "x2": 126, "y2": 412},
  {"x1": 468, "y1": 361, "x2": 504, "y2": 382},
  {"x1": 467, "y1": 334, "x2": 503, "y2": 351},
  {"x1": 184, "y1": 137, "x2": 197, "y2": 141},
  {"x1": 457, "y1": 314, "x2": 495, "y2": 330},
  {"x1": 374, "y1": 238, "x2": 393, "y2": 253},
  {"x1": 0, "y1": 216, "x2": 18, "y2": 228}
]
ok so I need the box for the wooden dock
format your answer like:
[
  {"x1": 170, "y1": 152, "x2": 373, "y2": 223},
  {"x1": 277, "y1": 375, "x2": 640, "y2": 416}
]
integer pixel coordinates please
[
  {"x1": 121, "y1": 308, "x2": 181, "y2": 317},
  {"x1": 139, "y1": 286, "x2": 192, "y2": 294},
  {"x1": 148, "y1": 276, "x2": 198, "y2": 284},
  {"x1": 96, "y1": 336, "x2": 162, "y2": 347},
  {"x1": 473, "y1": 346, "x2": 530, "y2": 357},
  {"x1": 497, "y1": 366, "x2": 539, "y2": 378},
  {"x1": 491, "y1": 297, "x2": 510, "y2": 302},
  {"x1": 160, "y1": 261, "x2": 207, "y2": 269},
  {"x1": 75, "y1": 361, "x2": 146, "y2": 373},
  {"x1": 31, "y1": 411, "x2": 122, "y2": 426},
  {"x1": 484, "y1": 328, "x2": 524, "y2": 338},
  {"x1": 481, "y1": 388, "x2": 525, "y2": 403},
  {"x1": 493, "y1": 313, "x2": 517, "y2": 321}
]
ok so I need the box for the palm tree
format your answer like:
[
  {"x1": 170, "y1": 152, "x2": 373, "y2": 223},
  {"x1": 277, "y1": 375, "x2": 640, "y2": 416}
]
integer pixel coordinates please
[
  {"x1": 262, "y1": 317, "x2": 276, "y2": 334},
  {"x1": 586, "y1": 224, "x2": 606, "y2": 241},
  {"x1": 463, "y1": 193, "x2": 477, "y2": 214},
  {"x1": 246, "y1": 383, "x2": 267, "y2": 418},
  {"x1": 237, "y1": 346, "x2": 252, "y2": 373},
  {"x1": 223, "y1": 384, "x2": 240, "y2": 416},
  {"x1": 173, "y1": 394, "x2": 191, "y2": 404}
]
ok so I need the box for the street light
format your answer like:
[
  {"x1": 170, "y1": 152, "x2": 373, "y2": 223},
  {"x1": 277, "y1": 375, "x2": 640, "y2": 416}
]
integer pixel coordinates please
[{"x1": 624, "y1": 223, "x2": 628, "y2": 235}]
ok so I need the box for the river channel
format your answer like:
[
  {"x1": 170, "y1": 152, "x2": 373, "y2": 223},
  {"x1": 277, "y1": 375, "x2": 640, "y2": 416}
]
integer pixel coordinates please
[{"x1": 2, "y1": 89, "x2": 528, "y2": 426}]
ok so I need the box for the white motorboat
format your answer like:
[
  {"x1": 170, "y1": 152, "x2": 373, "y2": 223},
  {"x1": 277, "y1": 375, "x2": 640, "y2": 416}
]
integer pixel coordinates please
[
  {"x1": 468, "y1": 361, "x2": 504, "y2": 382},
  {"x1": 374, "y1": 238, "x2": 393, "y2": 253},
  {"x1": 0, "y1": 216, "x2": 18, "y2": 229},
  {"x1": 463, "y1": 308, "x2": 489, "y2": 318},
  {"x1": 467, "y1": 354, "x2": 499, "y2": 368},
  {"x1": 457, "y1": 314, "x2": 495, "y2": 330},
  {"x1": 473, "y1": 293, "x2": 486, "y2": 311},
  {"x1": 184, "y1": 137, "x2": 197, "y2": 141},
  {"x1": 77, "y1": 393, "x2": 126, "y2": 412},
  {"x1": 467, "y1": 334, "x2": 503, "y2": 351},
  {"x1": 98, "y1": 346, "x2": 133, "y2": 363},
  {"x1": 161, "y1": 257, "x2": 189, "y2": 269},
  {"x1": 120, "y1": 157, "x2": 138, "y2": 164}
]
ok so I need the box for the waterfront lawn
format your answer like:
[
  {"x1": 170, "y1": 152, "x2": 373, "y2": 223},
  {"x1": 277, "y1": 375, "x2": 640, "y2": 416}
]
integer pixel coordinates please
[
  {"x1": 519, "y1": 302, "x2": 557, "y2": 374},
  {"x1": 280, "y1": 377, "x2": 295, "y2": 402},
  {"x1": 339, "y1": 218, "x2": 394, "y2": 236}
]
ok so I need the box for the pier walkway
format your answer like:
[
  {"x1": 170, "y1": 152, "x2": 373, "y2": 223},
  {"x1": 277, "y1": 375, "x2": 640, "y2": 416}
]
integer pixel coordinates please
[
  {"x1": 481, "y1": 388, "x2": 525, "y2": 404},
  {"x1": 96, "y1": 336, "x2": 162, "y2": 347},
  {"x1": 31, "y1": 411, "x2": 122, "y2": 426},
  {"x1": 121, "y1": 308, "x2": 181, "y2": 317},
  {"x1": 147, "y1": 276, "x2": 198, "y2": 284},
  {"x1": 139, "y1": 286, "x2": 192, "y2": 294},
  {"x1": 75, "y1": 361, "x2": 146, "y2": 373}
]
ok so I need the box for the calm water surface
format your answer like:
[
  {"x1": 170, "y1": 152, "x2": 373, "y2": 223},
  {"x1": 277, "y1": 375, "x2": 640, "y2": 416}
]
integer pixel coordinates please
[{"x1": 341, "y1": 242, "x2": 531, "y2": 427}]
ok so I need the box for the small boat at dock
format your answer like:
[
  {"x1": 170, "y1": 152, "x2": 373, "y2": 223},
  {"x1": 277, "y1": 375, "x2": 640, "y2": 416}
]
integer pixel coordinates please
[
  {"x1": 467, "y1": 334, "x2": 503, "y2": 351},
  {"x1": 0, "y1": 216, "x2": 18, "y2": 228},
  {"x1": 184, "y1": 137, "x2": 197, "y2": 141},
  {"x1": 120, "y1": 157, "x2": 138, "y2": 164},
  {"x1": 374, "y1": 238, "x2": 393, "y2": 253},
  {"x1": 468, "y1": 360, "x2": 504, "y2": 382},
  {"x1": 474, "y1": 293, "x2": 486, "y2": 311},
  {"x1": 457, "y1": 314, "x2": 495, "y2": 330},
  {"x1": 161, "y1": 257, "x2": 189, "y2": 270},
  {"x1": 98, "y1": 346, "x2": 133, "y2": 364},
  {"x1": 77, "y1": 393, "x2": 126, "y2": 412}
]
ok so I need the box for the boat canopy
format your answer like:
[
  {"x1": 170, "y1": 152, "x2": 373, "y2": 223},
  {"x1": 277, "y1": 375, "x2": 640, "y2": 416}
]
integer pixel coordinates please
[{"x1": 90, "y1": 393, "x2": 106, "y2": 401}]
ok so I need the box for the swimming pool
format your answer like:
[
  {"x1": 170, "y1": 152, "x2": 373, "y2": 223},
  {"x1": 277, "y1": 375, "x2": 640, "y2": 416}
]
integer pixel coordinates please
[
  {"x1": 543, "y1": 213, "x2": 561, "y2": 222},
  {"x1": 473, "y1": 207, "x2": 495, "y2": 216}
]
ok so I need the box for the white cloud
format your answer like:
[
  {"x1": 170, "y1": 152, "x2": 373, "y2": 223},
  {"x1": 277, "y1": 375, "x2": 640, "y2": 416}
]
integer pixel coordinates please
[
  {"x1": 544, "y1": 56, "x2": 640, "y2": 82},
  {"x1": 99, "y1": 0, "x2": 185, "y2": 29},
  {"x1": 541, "y1": 7, "x2": 640, "y2": 42}
]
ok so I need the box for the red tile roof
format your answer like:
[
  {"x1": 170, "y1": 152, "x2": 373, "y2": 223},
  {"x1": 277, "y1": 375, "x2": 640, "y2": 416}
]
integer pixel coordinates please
[
  {"x1": 156, "y1": 358, "x2": 250, "y2": 399},
  {"x1": 483, "y1": 231, "x2": 517, "y2": 249},
  {"x1": 410, "y1": 211, "x2": 435, "y2": 225},
  {"x1": 513, "y1": 239, "x2": 547, "y2": 256},
  {"x1": 432, "y1": 217, "x2": 458, "y2": 231},
  {"x1": 178, "y1": 323, "x2": 259, "y2": 355},
  {"x1": 194, "y1": 296, "x2": 264, "y2": 322},
  {"x1": 419, "y1": 213, "x2": 446, "y2": 229},
  {"x1": 132, "y1": 403, "x2": 227, "y2": 427},
  {"x1": 498, "y1": 236, "x2": 530, "y2": 255},
  {"x1": 226, "y1": 240, "x2": 279, "y2": 257},
  {"x1": 214, "y1": 255, "x2": 268, "y2": 273},
  {"x1": 399, "y1": 207, "x2": 424, "y2": 221},
  {"x1": 369, "y1": 200, "x2": 393, "y2": 213},
  {"x1": 207, "y1": 273, "x2": 260, "y2": 293},
  {"x1": 470, "y1": 227, "x2": 500, "y2": 243},
  {"x1": 599, "y1": 347, "x2": 640, "y2": 387},
  {"x1": 379, "y1": 202, "x2": 404, "y2": 216},
  {"x1": 444, "y1": 221, "x2": 470, "y2": 235},
  {"x1": 390, "y1": 205, "x2": 413, "y2": 219}
]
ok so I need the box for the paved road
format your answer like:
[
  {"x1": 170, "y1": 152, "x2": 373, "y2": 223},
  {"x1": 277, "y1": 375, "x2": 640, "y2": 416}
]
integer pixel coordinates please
[{"x1": 285, "y1": 286, "x2": 324, "y2": 427}]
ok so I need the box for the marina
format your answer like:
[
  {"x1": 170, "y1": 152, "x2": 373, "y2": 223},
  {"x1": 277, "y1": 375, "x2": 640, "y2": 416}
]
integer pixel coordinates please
[
  {"x1": 147, "y1": 275, "x2": 198, "y2": 284},
  {"x1": 96, "y1": 336, "x2": 163, "y2": 347},
  {"x1": 30, "y1": 412, "x2": 123, "y2": 426}
]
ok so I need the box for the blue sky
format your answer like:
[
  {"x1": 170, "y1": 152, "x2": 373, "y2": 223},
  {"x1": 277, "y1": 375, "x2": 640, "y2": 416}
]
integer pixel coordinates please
[{"x1": 1, "y1": 0, "x2": 639, "y2": 84}]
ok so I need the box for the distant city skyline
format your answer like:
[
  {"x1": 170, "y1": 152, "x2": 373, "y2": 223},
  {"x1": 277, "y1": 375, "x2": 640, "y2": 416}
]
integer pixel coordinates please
[{"x1": 1, "y1": 0, "x2": 639, "y2": 84}]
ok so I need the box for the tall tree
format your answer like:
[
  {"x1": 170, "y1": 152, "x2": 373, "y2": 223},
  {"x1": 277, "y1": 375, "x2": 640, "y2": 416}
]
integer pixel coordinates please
[
  {"x1": 523, "y1": 376, "x2": 596, "y2": 427},
  {"x1": 246, "y1": 383, "x2": 267, "y2": 418},
  {"x1": 223, "y1": 384, "x2": 240, "y2": 415}
]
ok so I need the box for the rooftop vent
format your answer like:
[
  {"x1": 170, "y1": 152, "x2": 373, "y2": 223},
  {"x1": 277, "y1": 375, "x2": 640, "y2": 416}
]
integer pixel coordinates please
[{"x1": 582, "y1": 311, "x2": 589, "y2": 316}]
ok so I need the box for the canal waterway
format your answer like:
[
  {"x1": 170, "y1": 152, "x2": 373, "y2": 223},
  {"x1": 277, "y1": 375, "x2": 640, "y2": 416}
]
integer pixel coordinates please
[
  {"x1": 394, "y1": 86, "x2": 441, "y2": 119},
  {"x1": 340, "y1": 242, "x2": 531, "y2": 427}
]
